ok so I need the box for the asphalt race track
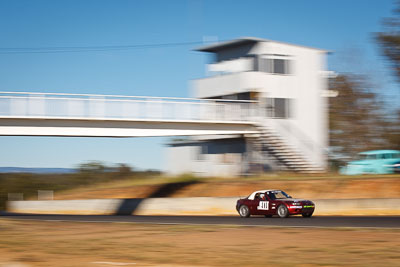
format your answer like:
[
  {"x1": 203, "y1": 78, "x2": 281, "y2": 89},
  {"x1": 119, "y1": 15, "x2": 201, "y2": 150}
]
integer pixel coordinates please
[{"x1": 1, "y1": 213, "x2": 399, "y2": 228}]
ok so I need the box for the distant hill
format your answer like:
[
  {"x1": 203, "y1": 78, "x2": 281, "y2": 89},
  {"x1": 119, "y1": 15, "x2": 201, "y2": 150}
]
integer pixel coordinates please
[{"x1": 0, "y1": 167, "x2": 76, "y2": 174}]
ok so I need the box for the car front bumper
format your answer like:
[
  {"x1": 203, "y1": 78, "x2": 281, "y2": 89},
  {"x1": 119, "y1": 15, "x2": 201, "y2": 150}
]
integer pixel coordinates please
[{"x1": 288, "y1": 206, "x2": 315, "y2": 215}]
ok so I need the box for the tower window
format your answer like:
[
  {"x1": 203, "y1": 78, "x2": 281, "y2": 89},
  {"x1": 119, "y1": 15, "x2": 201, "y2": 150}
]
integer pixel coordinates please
[
  {"x1": 258, "y1": 56, "x2": 291, "y2": 74},
  {"x1": 266, "y1": 98, "x2": 292, "y2": 118}
]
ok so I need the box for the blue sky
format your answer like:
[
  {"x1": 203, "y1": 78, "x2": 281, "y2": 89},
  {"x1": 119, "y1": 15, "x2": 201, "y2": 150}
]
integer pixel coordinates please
[{"x1": 0, "y1": 0, "x2": 398, "y2": 170}]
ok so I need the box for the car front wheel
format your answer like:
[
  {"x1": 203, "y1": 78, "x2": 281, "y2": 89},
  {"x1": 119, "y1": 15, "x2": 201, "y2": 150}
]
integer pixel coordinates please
[
  {"x1": 239, "y1": 205, "x2": 250, "y2": 218},
  {"x1": 277, "y1": 205, "x2": 289, "y2": 218}
]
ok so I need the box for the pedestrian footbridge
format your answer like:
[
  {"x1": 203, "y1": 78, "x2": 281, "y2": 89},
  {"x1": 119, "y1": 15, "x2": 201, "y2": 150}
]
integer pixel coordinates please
[
  {"x1": 0, "y1": 91, "x2": 325, "y2": 172},
  {"x1": 0, "y1": 92, "x2": 259, "y2": 137}
]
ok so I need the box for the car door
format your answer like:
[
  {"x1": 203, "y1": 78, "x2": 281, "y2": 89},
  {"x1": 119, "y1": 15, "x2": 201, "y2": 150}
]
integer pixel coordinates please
[
  {"x1": 265, "y1": 192, "x2": 279, "y2": 215},
  {"x1": 268, "y1": 197, "x2": 279, "y2": 215},
  {"x1": 363, "y1": 154, "x2": 377, "y2": 173},
  {"x1": 254, "y1": 195, "x2": 273, "y2": 215}
]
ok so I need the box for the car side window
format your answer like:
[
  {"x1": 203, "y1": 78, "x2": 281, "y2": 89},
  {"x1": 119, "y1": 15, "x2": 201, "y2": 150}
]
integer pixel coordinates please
[{"x1": 267, "y1": 192, "x2": 276, "y2": 200}]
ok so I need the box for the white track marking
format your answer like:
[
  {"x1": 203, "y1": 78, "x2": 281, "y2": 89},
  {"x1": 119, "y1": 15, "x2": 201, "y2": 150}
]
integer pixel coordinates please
[{"x1": 91, "y1": 262, "x2": 136, "y2": 266}]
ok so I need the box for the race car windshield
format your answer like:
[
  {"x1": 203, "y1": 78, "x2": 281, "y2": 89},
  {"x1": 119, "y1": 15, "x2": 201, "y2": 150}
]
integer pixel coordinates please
[{"x1": 267, "y1": 191, "x2": 291, "y2": 200}]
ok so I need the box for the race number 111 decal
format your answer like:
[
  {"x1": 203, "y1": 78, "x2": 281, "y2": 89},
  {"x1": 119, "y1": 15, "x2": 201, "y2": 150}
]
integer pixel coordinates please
[{"x1": 257, "y1": 201, "x2": 269, "y2": 210}]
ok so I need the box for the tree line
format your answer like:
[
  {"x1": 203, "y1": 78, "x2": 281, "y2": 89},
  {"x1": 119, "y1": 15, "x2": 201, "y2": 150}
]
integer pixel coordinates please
[{"x1": 329, "y1": 1, "x2": 400, "y2": 167}]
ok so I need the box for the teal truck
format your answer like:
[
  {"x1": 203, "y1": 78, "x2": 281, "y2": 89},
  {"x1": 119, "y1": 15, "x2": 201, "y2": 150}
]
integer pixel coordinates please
[{"x1": 340, "y1": 150, "x2": 400, "y2": 175}]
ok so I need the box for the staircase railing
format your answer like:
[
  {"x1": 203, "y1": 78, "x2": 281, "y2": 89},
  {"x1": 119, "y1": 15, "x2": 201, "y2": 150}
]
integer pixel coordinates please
[{"x1": 264, "y1": 120, "x2": 325, "y2": 169}]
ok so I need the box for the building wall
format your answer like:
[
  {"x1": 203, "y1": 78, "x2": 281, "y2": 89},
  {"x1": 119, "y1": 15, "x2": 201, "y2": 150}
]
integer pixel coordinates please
[
  {"x1": 166, "y1": 144, "x2": 198, "y2": 175},
  {"x1": 192, "y1": 41, "x2": 328, "y2": 168},
  {"x1": 166, "y1": 139, "x2": 247, "y2": 177}
]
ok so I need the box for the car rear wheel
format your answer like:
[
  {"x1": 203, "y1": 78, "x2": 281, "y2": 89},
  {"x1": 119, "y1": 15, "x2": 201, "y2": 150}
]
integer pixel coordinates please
[
  {"x1": 239, "y1": 205, "x2": 250, "y2": 218},
  {"x1": 277, "y1": 205, "x2": 289, "y2": 218},
  {"x1": 302, "y1": 212, "x2": 313, "y2": 218}
]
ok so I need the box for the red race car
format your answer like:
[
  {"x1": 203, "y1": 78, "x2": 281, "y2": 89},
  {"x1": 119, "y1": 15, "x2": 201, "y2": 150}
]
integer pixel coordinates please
[{"x1": 236, "y1": 189, "x2": 315, "y2": 218}]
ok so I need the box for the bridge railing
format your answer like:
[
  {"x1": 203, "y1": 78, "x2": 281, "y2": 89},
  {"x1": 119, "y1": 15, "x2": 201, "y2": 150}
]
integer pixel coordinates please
[{"x1": 0, "y1": 92, "x2": 259, "y2": 123}]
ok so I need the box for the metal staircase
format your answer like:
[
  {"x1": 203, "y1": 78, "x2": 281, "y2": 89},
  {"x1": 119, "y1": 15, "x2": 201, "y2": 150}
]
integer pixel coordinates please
[{"x1": 253, "y1": 125, "x2": 324, "y2": 173}]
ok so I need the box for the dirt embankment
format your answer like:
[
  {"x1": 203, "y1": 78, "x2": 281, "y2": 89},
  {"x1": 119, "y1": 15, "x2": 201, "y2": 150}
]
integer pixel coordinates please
[{"x1": 55, "y1": 177, "x2": 400, "y2": 200}]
